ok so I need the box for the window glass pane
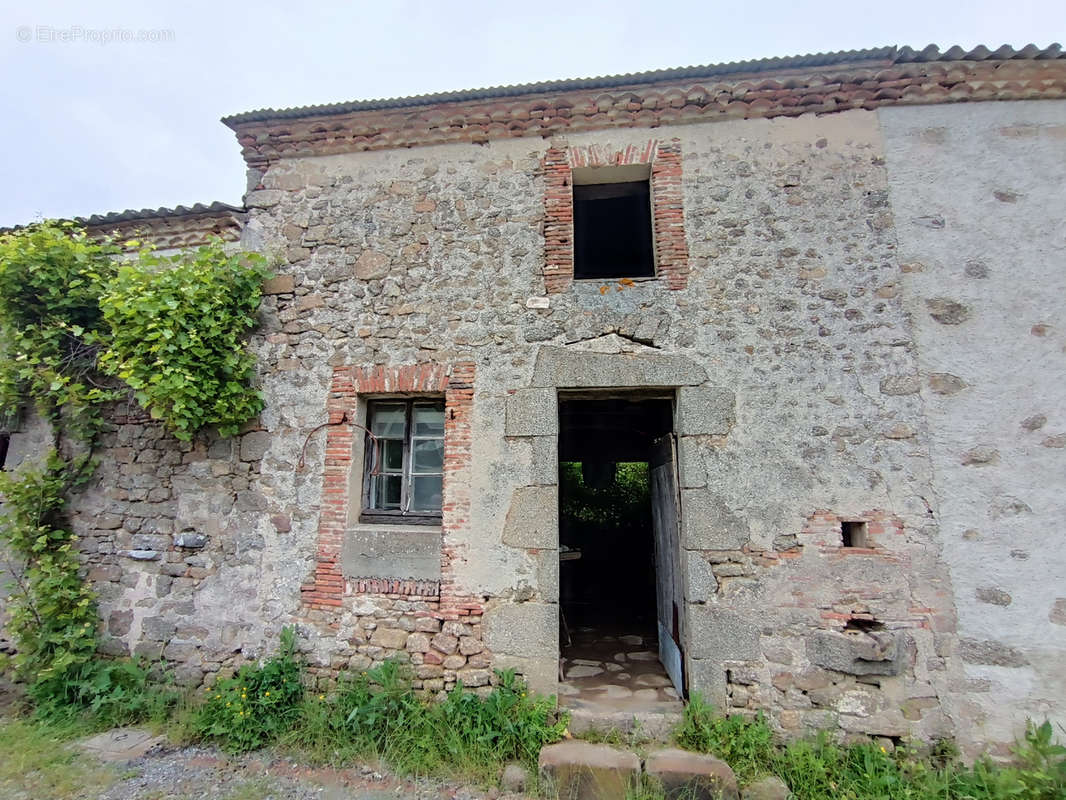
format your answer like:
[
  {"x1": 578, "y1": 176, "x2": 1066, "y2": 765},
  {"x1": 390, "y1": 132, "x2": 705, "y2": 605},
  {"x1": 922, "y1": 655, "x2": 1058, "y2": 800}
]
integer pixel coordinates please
[
  {"x1": 411, "y1": 439, "x2": 444, "y2": 472},
  {"x1": 413, "y1": 403, "x2": 445, "y2": 436},
  {"x1": 382, "y1": 439, "x2": 404, "y2": 472},
  {"x1": 410, "y1": 475, "x2": 443, "y2": 512},
  {"x1": 373, "y1": 474, "x2": 402, "y2": 509},
  {"x1": 370, "y1": 404, "x2": 406, "y2": 438}
]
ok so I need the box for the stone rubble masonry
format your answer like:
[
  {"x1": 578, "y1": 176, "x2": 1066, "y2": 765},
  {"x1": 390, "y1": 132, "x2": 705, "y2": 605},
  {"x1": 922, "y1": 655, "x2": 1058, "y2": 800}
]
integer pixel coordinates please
[
  {"x1": 680, "y1": 504, "x2": 957, "y2": 744},
  {"x1": 542, "y1": 138, "x2": 689, "y2": 293},
  {"x1": 299, "y1": 595, "x2": 492, "y2": 694}
]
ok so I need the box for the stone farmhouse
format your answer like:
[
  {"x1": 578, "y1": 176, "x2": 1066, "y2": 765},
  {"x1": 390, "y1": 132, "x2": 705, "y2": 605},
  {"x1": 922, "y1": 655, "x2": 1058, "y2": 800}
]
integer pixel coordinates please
[{"x1": 2, "y1": 44, "x2": 1065, "y2": 757}]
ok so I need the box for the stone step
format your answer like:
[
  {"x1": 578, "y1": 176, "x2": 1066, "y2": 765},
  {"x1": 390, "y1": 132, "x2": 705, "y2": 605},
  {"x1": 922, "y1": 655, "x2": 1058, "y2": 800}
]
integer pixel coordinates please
[
  {"x1": 645, "y1": 748, "x2": 739, "y2": 800},
  {"x1": 76, "y1": 727, "x2": 166, "y2": 763},
  {"x1": 539, "y1": 741, "x2": 641, "y2": 800},
  {"x1": 539, "y1": 741, "x2": 751, "y2": 800},
  {"x1": 567, "y1": 708, "x2": 684, "y2": 741}
]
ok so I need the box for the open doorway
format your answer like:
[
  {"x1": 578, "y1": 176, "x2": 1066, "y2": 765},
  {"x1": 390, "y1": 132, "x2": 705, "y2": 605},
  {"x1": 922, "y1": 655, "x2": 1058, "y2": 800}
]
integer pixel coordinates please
[{"x1": 557, "y1": 394, "x2": 684, "y2": 715}]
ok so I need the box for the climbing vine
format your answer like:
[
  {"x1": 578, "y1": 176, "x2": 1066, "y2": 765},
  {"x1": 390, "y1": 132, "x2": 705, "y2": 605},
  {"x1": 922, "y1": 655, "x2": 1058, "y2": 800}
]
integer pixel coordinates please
[
  {"x1": 99, "y1": 242, "x2": 270, "y2": 440},
  {"x1": 0, "y1": 453, "x2": 98, "y2": 698},
  {"x1": 0, "y1": 221, "x2": 269, "y2": 698},
  {"x1": 0, "y1": 221, "x2": 118, "y2": 445}
]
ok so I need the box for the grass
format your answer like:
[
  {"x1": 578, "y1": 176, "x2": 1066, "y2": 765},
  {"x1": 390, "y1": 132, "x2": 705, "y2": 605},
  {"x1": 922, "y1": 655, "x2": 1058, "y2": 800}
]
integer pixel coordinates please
[
  {"x1": 2, "y1": 634, "x2": 569, "y2": 794},
  {"x1": 277, "y1": 661, "x2": 568, "y2": 784},
  {"x1": 217, "y1": 777, "x2": 278, "y2": 800},
  {"x1": 0, "y1": 717, "x2": 119, "y2": 800},
  {"x1": 10, "y1": 625, "x2": 1065, "y2": 800},
  {"x1": 673, "y1": 693, "x2": 1066, "y2": 800}
]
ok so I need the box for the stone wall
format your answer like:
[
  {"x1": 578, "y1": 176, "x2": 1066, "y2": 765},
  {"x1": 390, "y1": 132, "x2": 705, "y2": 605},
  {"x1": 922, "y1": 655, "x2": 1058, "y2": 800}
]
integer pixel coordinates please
[
  {"x1": 1, "y1": 93, "x2": 1063, "y2": 756},
  {"x1": 239, "y1": 110, "x2": 957, "y2": 733}
]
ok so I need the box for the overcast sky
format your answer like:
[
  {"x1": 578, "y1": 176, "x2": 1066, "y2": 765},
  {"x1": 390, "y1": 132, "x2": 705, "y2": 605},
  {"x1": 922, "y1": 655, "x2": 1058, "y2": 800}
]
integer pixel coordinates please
[{"x1": 2, "y1": 0, "x2": 1062, "y2": 226}]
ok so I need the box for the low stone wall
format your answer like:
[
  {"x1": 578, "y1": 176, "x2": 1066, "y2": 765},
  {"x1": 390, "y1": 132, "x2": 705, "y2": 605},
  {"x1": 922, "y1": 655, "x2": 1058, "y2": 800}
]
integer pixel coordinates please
[{"x1": 300, "y1": 594, "x2": 492, "y2": 693}]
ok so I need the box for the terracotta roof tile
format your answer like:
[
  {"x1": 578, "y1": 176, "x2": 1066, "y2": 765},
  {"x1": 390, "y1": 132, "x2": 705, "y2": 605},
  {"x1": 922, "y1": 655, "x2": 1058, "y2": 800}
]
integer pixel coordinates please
[
  {"x1": 222, "y1": 44, "x2": 1062, "y2": 127},
  {"x1": 79, "y1": 201, "x2": 244, "y2": 227}
]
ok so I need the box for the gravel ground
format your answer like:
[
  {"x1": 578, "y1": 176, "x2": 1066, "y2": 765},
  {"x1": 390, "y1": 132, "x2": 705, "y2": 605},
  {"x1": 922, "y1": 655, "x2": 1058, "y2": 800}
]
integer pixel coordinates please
[{"x1": 92, "y1": 743, "x2": 516, "y2": 800}]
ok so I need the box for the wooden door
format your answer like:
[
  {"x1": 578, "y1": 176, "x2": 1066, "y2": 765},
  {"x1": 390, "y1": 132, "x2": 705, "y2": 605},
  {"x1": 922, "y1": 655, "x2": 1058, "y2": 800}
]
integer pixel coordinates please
[{"x1": 650, "y1": 434, "x2": 685, "y2": 697}]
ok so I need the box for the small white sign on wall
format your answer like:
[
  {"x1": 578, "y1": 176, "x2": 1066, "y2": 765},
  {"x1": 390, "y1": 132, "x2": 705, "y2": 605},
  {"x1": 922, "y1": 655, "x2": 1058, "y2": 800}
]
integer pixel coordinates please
[{"x1": 526, "y1": 296, "x2": 550, "y2": 309}]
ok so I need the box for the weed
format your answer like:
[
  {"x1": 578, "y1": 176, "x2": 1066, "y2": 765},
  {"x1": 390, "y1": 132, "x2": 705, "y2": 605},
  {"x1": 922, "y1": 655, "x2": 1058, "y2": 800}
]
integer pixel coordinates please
[
  {"x1": 281, "y1": 660, "x2": 567, "y2": 783},
  {"x1": 625, "y1": 772, "x2": 666, "y2": 800},
  {"x1": 32, "y1": 657, "x2": 179, "y2": 729},
  {"x1": 194, "y1": 626, "x2": 303, "y2": 753},
  {"x1": 577, "y1": 726, "x2": 627, "y2": 747},
  {"x1": 576, "y1": 720, "x2": 653, "y2": 752},
  {"x1": 674, "y1": 693, "x2": 775, "y2": 783},
  {"x1": 675, "y1": 695, "x2": 1066, "y2": 800}
]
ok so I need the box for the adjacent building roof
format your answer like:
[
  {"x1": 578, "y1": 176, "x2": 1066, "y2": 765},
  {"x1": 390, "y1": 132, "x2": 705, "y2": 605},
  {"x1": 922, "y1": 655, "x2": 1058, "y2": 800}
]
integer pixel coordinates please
[
  {"x1": 222, "y1": 43, "x2": 1063, "y2": 126},
  {"x1": 0, "y1": 202, "x2": 245, "y2": 236},
  {"x1": 77, "y1": 201, "x2": 244, "y2": 228},
  {"x1": 78, "y1": 201, "x2": 245, "y2": 249}
]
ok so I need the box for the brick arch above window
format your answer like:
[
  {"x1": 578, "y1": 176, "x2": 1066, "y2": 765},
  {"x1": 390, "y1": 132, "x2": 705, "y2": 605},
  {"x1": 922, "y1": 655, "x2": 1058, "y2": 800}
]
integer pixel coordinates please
[{"x1": 542, "y1": 138, "x2": 690, "y2": 293}]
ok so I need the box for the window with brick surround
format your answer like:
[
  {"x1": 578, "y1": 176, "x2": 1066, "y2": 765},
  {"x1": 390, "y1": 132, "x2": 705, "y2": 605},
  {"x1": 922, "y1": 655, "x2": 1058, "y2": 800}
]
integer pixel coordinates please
[
  {"x1": 542, "y1": 139, "x2": 689, "y2": 292},
  {"x1": 361, "y1": 399, "x2": 444, "y2": 524}
]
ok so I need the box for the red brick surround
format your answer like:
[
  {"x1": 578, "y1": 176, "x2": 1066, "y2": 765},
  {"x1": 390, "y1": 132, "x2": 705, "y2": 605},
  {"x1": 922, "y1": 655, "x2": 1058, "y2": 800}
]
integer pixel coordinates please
[
  {"x1": 542, "y1": 138, "x2": 690, "y2": 293},
  {"x1": 301, "y1": 362, "x2": 478, "y2": 613}
]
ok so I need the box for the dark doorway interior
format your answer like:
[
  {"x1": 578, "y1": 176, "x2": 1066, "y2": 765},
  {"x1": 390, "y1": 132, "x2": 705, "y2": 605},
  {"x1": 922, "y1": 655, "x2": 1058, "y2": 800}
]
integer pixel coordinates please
[
  {"x1": 559, "y1": 459, "x2": 655, "y2": 628},
  {"x1": 557, "y1": 395, "x2": 681, "y2": 713}
]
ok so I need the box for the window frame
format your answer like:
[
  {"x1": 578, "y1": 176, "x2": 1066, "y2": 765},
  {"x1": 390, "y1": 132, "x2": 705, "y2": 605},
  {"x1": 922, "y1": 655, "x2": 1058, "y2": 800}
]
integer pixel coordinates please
[{"x1": 359, "y1": 398, "x2": 444, "y2": 526}]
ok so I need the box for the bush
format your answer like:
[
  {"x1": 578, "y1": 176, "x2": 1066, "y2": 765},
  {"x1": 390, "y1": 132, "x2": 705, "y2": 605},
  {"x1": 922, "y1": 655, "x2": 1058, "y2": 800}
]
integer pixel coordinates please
[
  {"x1": 194, "y1": 627, "x2": 304, "y2": 753},
  {"x1": 0, "y1": 220, "x2": 117, "y2": 432},
  {"x1": 0, "y1": 224, "x2": 270, "y2": 721}
]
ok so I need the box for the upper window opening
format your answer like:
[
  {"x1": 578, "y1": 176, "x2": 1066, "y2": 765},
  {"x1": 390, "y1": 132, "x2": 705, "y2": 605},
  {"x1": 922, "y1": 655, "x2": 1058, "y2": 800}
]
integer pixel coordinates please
[
  {"x1": 573, "y1": 174, "x2": 655, "y2": 280},
  {"x1": 362, "y1": 399, "x2": 444, "y2": 524}
]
